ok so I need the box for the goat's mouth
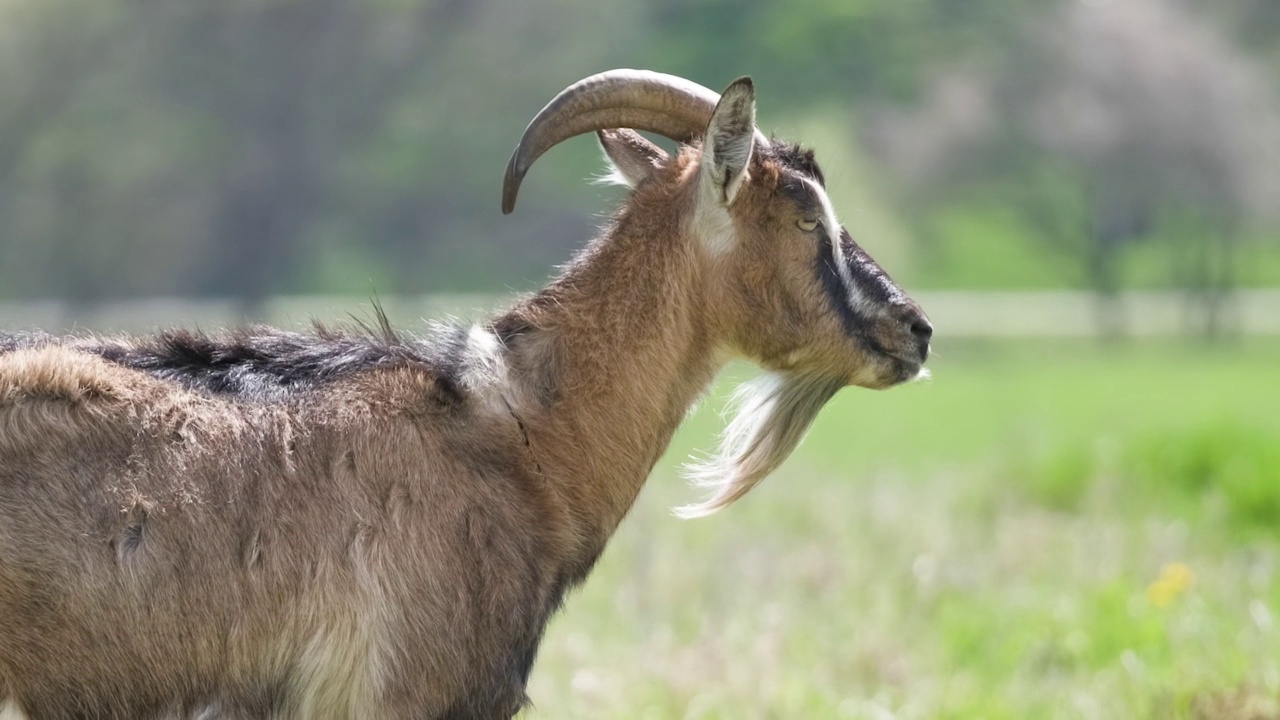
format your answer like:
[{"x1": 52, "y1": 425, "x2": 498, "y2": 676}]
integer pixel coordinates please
[
  {"x1": 848, "y1": 351, "x2": 926, "y2": 390},
  {"x1": 878, "y1": 330, "x2": 930, "y2": 384},
  {"x1": 885, "y1": 353, "x2": 929, "y2": 386}
]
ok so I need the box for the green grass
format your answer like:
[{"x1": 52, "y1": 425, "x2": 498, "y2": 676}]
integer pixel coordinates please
[{"x1": 521, "y1": 339, "x2": 1280, "y2": 719}]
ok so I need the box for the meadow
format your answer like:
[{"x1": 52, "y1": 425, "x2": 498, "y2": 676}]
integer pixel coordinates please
[{"x1": 522, "y1": 339, "x2": 1280, "y2": 719}]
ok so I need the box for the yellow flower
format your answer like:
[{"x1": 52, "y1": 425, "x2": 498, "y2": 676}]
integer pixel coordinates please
[{"x1": 1147, "y1": 562, "x2": 1195, "y2": 607}]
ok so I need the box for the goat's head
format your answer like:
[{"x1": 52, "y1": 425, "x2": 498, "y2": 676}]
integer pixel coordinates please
[{"x1": 503, "y1": 70, "x2": 931, "y2": 515}]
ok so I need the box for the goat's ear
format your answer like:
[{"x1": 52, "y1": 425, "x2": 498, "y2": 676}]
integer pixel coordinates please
[
  {"x1": 597, "y1": 129, "x2": 668, "y2": 188},
  {"x1": 700, "y1": 77, "x2": 756, "y2": 206}
]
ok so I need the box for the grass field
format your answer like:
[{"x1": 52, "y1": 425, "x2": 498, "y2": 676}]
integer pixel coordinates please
[{"x1": 521, "y1": 339, "x2": 1280, "y2": 719}]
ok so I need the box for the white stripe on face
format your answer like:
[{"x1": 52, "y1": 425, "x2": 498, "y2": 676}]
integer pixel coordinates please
[{"x1": 803, "y1": 177, "x2": 868, "y2": 312}]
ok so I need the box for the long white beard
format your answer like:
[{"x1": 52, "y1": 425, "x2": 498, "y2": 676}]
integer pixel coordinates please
[{"x1": 676, "y1": 371, "x2": 843, "y2": 518}]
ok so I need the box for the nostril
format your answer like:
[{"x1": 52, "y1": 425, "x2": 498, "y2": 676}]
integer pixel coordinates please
[{"x1": 909, "y1": 318, "x2": 933, "y2": 342}]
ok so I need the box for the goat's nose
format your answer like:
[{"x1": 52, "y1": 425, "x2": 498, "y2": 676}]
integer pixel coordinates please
[
  {"x1": 910, "y1": 317, "x2": 933, "y2": 343},
  {"x1": 907, "y1": 315, "x2": 932, "y2": 362}
]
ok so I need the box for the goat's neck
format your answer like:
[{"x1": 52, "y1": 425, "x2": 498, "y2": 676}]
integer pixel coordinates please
[{"x1": 492, "y1": 207, "x2": 721, "y2": 564}]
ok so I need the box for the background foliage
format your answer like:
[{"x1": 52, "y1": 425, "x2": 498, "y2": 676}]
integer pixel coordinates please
[{"x1": 2, "y1": 0, "x2": 1278, "y2": 324}]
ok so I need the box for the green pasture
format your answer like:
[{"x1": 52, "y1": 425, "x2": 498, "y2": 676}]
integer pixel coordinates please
[{"x1": 523, "y1": 339, "x2": 1280, "y2": 719}]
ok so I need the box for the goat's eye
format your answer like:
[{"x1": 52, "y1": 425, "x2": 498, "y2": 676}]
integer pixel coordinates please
[{"x1": 797, "y1": 218, "x2": 819, "y2": 232}]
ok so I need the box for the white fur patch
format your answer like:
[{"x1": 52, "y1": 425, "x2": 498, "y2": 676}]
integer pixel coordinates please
[
  {"x1": 292, "y1": 626, "x2": 377, "y2": 719},
  {"x1": 691, "y1": 202, "x2": 737, "y2": 255},
  {"x1": 0, "y1": 699, "x2": 28, "y2": 720},
  {"x1": 804, "y1": 178, "x2": 868, "y2": 313},
  {"x1": 465, "y1": 325, "x2": 501, "y2": 367},
  {"x1": 461, "y1": 325, "x2": 512, "y2": 414}
]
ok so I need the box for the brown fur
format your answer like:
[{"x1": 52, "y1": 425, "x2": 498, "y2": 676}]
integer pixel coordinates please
[
  {"x1": 0, "y1": 77, "x2": 928, "y2": 719},
  {"x1": 1, "y1": 350, "x2": 554, "y2": 718}
]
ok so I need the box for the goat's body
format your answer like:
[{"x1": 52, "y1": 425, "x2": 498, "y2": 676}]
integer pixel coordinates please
[
  {"x1": 0, "y1": 70, "x2": 933, "y2": 718},
  {"x1": 0, "y1": 181, "x2": 714, "y2": 718},
  {"x1": 0, "y1": 330, "x2": 568, "y2": 719}
]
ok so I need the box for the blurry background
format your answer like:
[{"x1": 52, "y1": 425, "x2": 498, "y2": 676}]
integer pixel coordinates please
[{"x1": 2, "y1": 0, "x2": 1279, "y2": 717}]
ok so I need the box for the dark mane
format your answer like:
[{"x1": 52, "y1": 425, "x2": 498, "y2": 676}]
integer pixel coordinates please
[
  {"x1": 0, "y1": 316, "x2": 467, "y2": 404},
  {"x1": 768, "y1": 141, "x2": 826, "y2": 187},
  {"x1": 0, "y1": 330, "x2": 53, "y2": 354}
]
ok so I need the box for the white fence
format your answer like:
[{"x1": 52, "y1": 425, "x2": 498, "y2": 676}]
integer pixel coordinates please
[{"x1": 2, "y1": 290, "x2": 1280, "y2": 337}]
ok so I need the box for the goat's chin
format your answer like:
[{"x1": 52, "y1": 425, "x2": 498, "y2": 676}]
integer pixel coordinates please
[
  {"x1": 846, "y1": 357, "x2": 927, "y2": 390},
  {"x1": 889, "y1": 360, "x2": 929, "y2": 386}
]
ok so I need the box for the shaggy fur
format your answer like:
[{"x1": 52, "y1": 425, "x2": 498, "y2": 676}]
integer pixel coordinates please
[{"x1": 677, "y1": 371, "x2": 845, "y2": 518}]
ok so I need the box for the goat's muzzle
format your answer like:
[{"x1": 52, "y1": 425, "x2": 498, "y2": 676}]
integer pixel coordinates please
[{"x1": 877, "y1": 303, "x2": 932, "y2": 383}]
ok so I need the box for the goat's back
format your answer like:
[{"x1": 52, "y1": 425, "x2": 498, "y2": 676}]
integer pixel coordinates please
[{"x1": 0, "y1": 344, "x2": 557, "y2": 719}]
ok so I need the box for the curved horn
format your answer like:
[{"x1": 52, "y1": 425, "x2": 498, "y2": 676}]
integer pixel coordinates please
[{"x1": 501, "y1": 69, "x2": 770, "y2": 214}]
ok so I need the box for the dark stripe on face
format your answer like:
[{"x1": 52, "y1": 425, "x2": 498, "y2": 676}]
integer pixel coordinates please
[
  {"x1": 840, "y1": 228, "x2": 909, "y2": 308},
  {"x1": 814, "y1": 225, "x2": 890, "y2": 357}
]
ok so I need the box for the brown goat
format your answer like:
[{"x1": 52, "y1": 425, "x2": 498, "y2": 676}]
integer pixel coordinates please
[{"x1": 0, "y1": 70, "x2": 930, "y2": 719}]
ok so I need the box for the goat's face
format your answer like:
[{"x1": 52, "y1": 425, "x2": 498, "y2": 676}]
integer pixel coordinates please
[
  {"x1": 595, "y1": 79, "x2": 930, "y2": 390},
  {"x1": 713, "y1": 146, "x2": 930, "y2": 390}
]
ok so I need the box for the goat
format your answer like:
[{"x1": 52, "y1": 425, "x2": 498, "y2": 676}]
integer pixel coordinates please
[{"x1": 0, "y1": 70, "x2": 931, "y2": 719}]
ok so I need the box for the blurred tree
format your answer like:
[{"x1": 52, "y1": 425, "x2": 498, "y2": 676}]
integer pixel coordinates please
[
  {"x1": 1224, "y1": 0, "x2": 1280, "y2": 62},
  {"x1": 867, "y1": 0, "x2": 1280, "y2": 339},
  {"x1": 0, "y1": 0, "x2": 1277, "y2": 311},
  {"x1": 134, "y1": 0, "x2": 490, "y2": 312},
  {"x1": 649, "y1": 0, "x2": 1050, "y2": 108},
  {"x1": 0, "y1": 0, "x2": 640, "y2": 307}
]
